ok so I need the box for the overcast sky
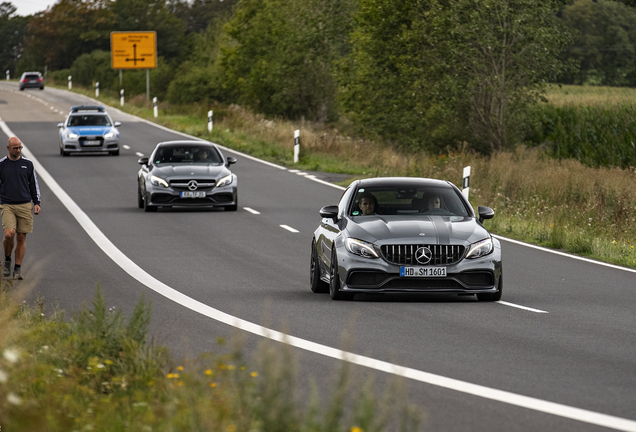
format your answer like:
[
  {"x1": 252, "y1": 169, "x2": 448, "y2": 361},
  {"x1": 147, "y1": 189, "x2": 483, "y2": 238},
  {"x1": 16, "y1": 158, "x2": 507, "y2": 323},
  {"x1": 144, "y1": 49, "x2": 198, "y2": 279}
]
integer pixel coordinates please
[{"x1": 13, "y1": 0, "x2": 57, "y2": 16}]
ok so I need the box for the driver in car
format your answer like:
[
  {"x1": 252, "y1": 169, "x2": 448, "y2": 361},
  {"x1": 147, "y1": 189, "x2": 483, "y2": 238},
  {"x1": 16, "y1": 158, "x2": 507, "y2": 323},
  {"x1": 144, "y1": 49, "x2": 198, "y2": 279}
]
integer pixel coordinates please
[{"x1": 358, "y1": 192, "x2": 378, "y2": 215}]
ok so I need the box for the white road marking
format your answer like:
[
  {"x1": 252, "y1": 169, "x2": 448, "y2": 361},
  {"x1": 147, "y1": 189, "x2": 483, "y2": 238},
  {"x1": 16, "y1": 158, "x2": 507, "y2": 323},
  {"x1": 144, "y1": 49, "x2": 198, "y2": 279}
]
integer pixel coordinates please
[
  {"x1": 123, "y1": 145, "x2": 131, "y2": 150},
  {"x1": 244, "y1": 207, "x2": 260, "y2": 215},
  {"x1": 496, "y1": 301, "x2": 548, "y2": 314},
  {"x1": 288, "y1": 169, "x2": 301, "y2": 173},
  {"x1": 3, "y1": 111, "x2": 636, "y2": 431},
  {"x1": 494, "y1": 234, "x2": 636, "y2": 275},
  {"x1": 135, "y1": 152, "x2": 144, "y2": 157},
  {"x1": 280, "y1": 224, "x2": 299, "y2": 233}
]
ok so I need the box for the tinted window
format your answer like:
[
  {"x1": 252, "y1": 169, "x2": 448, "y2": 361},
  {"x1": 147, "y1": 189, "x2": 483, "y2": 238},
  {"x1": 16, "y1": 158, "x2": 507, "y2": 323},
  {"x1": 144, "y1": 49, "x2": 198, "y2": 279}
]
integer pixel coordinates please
[
  {"x1": 350, "y1": 183, "x2": 470, "y2": 217},
  {"x1": 24, "y1": 74, "x2": 40, "y2": 79},
  {"x1": 67, "y1": 115, "x2": 111, "y2": 127},
  {"x1": 154, "y1": 145, "x2": 223, "y2": 165}
]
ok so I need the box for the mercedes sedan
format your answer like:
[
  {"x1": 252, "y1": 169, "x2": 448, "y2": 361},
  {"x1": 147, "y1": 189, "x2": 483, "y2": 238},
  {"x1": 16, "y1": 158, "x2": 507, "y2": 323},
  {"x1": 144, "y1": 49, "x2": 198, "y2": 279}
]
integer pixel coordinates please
[
  {"x1": 137, "y1": 140, "x2": 237, "y2": 212},
  {"x1": 310, "y1": 177, "x2": 502, "y2": 301}
]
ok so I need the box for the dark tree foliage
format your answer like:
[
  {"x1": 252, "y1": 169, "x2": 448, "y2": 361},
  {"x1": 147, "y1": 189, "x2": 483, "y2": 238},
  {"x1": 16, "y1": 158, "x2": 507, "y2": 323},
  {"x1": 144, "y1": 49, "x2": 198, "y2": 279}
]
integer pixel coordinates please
[
  {"x1": 0, "y1": 2, "x2": 28, "y2": 76},
  {"x1": 558, "y1": 0, "x2": 636, "y2": 86},
  {"x1": 170, "y1": 0, "x2": 238, "y2": 34}
]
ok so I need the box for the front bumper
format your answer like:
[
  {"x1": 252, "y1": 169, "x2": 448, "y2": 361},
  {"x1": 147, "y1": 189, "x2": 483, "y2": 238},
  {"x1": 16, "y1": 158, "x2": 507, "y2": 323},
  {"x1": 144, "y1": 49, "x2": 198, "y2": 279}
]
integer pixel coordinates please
[
  {"x1": 335, "y1": 242, "x2": 502, "y2": 295},
  {"x1": 145, "y1": 180, "x2": 237, "y2": 208},
  {"x1": 61, "y1": 138, "x2": 119, "y2": 153}
]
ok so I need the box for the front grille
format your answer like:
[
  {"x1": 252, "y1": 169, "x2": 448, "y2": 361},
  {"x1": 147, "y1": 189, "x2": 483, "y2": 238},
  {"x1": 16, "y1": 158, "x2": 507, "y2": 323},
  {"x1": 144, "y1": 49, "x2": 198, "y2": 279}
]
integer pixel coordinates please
[
  {"x1": 381, "y1": 244, "x2": 465, "y2": 265},
  {"x1": 381, "y1": 278, "x2": 463, "y2": 290},
  {"x1": 170, "y1": 179, "x2": 216, "y2": 189}
]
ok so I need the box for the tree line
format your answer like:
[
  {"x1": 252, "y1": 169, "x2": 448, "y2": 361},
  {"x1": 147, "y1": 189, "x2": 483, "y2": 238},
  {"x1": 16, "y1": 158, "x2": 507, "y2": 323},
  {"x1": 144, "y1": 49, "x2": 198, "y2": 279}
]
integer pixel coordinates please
[{"x1": 1, "y1": 0, "x2": 635, "y2": 154}]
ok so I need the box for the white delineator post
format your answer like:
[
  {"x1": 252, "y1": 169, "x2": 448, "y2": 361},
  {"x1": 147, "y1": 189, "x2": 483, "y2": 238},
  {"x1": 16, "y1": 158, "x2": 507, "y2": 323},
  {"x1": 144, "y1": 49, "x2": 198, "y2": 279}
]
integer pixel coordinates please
[
  {"x1": 6, "y1": 70, "x2": 9, "y2": 81},
  {"x1": 120, "y1": 89, "x2": 124, "y2": 107},
  {"x1": 462, "y1": 166, "x2": 471, "y2": 200},
  {"x1": 293, "y1": 130, "x2": 300, "y2": 163},
  {"x1": 95, "y1": 82, "x2": 99, "y2": 97},
  {"x1": 207, "y1": 110, "x2": 213, "y2": 133},
  {"x1": 68, "y1": 75, "x2": 72, "y2": 90},
  {"x1": 153, "y1": 97, "x2": 158, "y2": 118}
]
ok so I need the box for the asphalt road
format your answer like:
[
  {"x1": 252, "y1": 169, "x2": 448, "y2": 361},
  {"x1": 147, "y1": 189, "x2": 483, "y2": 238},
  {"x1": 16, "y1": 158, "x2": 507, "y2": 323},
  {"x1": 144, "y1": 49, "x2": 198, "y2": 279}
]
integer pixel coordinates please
[{"x1": 1, "y1": 82, "x2": 635, "y2": 432}]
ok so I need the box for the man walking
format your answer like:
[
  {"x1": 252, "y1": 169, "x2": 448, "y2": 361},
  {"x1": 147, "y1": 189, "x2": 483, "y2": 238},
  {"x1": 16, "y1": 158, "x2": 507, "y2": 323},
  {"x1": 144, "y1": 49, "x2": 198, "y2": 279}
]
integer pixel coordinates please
[{"x1": 0, "y1": 137, "x2": 41, "y2": 280}]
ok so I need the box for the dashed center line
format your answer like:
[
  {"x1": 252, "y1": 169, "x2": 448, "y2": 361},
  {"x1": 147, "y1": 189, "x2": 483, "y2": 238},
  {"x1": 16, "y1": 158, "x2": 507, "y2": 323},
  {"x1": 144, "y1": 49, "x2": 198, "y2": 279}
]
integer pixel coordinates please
[
  {"x1": 280, "y1": 225, "x2": 299, "y2": 233},
  {"x1": 244, "y1": 207, "x2": 260, "y2": 215},
  {"x1": 123, "y1": 145, "x2": 131, "y2": 150},
  {"x1": 135, "y1": 152, "x2": 144, "y2": 157}
]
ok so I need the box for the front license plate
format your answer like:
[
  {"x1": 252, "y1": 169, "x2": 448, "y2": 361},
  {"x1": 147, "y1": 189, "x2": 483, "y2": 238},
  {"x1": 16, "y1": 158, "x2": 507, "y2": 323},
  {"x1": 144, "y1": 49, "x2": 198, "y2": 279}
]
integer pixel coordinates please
[
  {"x1": 400, "y1": 267, "x2": 447, "y2": 277},
  {"x1": 180, "y1": 191, "x2": 206, "y2": 198},
  {"x1": 82, "y1": 140, "x2": 100, "y2": 146}
]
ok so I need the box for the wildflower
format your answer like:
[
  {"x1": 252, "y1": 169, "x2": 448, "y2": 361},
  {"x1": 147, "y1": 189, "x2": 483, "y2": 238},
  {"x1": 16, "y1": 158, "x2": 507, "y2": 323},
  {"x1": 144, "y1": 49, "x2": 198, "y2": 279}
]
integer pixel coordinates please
[
  {"x1": 0, "y1": 369, "x2": 7, "y2": 383},
  {"x1": 42, "y1": 345, "x2": 49, "y2": 350},
  {"x1": 3, "y1": 348, "x2": 19, "y2": 363},
  {"x1": 97, "y1": 364, "x2": 105, "y2": 369},
  {"x1": 210, "y1": 382, "x2": 216, "y2": 388},
  {"x1": 178, "y1": 381, "x2": 183, "y2": 386},
  {"x1": 205, "y1": 369, "x2": 213, "y2": 376},
  {"x1": 177, "y1": 366, "x2": 184, "y2": 371},
  {"x1": 351, "y1": 427, "x2": 363, "y2": 432},
  {"x1": 7, "y1": 392, "x2": 22, "y2": 405},
  {"x1": 228, "y1": 365, "x2": 236, "y2": 371},
  {"x1": 167, "y1": 373, "x2": 174, "y2": 379},
  {"x1": 251, "y1": 372, "x2": 258, "y2": 378}
]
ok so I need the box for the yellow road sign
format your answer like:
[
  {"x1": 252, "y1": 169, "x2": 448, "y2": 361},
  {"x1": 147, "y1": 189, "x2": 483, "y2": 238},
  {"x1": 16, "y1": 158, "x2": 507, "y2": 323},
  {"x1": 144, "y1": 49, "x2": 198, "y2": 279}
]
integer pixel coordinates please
[{"x1": 111, "y1": 31, "x2": 157, "y2": 69}]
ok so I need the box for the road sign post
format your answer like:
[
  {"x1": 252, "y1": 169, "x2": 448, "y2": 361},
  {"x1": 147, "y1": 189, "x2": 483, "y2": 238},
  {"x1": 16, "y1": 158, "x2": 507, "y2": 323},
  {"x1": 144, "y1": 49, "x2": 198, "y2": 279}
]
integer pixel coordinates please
[
  {"x1": 120, "y1": 89, "x2": 124, "y2": 106},
  {"x1": 208, "y1": 110, "x2": 213, "y2": 133},
  {"x1": 6, "y1": 70, "x2": 9, "y2": 81},
  {"x1": 294, "y1": 130, "x2": 300, "y2": 163},
  {"x1": 95, "y1": 82, "x2": 99, "y2": 97},
  {"x1": 68, "y1": 75, "x2": 72, "y2": 90},
  {"x1": 153, "y1": 97, "x2": 158, "y2": 118}
]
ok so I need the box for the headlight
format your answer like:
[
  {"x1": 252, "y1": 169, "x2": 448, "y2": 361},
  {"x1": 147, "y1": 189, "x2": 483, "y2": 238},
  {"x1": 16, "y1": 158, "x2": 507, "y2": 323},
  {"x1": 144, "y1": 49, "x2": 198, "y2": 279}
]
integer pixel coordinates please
[
  {"x1": 465, "y1": 238, "x2": 494, "y2": 259},
  {"x1": 345, "y1": 238, "x2": 379, "y2": 259},
  {"x1": 150, "y1": 175, "x2": 169, "y2": 188},
  {"x1": 66, "y1": 132, "x2": 79, "y2": 139},
  {"x1": 216, "y1": 174, "x2": 233, "y2": 187},
  {"x1": 104, "y1": 131, "x2": 115, "y2": 139}
]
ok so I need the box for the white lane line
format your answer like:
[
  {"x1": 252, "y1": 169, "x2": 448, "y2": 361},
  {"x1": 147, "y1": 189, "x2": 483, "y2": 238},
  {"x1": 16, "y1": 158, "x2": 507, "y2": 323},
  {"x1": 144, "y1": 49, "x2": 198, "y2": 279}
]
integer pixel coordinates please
[
  {"x1": 288, "y1": 169, "x2": 301, "y2": 173},
  {"x1": 135, "y1": 152, "x2": 144, "y2": 157},
  {"x1": 496, "y1": 301, "x2": 548, "y2": 314},
  {"x1": 123, "y1": 145, "x2": 131, "y2": 150},
  {"x1": 2, "y1": 119, "x2": 636, "y2": 432},
  {"x1": 494, "y1": 234, "x2": 636, "y2": 275},
  {"x1": 280, "y1": 224, "x2": 299, "y2": 233},
  {"x1": 244, "y1": 207, "x2": 260, "y2": 215}
]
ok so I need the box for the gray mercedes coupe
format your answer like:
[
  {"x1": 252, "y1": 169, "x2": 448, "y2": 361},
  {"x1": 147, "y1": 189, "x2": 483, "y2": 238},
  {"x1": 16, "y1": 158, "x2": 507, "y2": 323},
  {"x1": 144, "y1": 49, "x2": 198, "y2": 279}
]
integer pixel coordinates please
[
  {"x1": 137, "y1": 140, "x2": 237, "y2": 212},
  {"x1": 310, "y1": 177, "x2": 502, "y2": 301}
]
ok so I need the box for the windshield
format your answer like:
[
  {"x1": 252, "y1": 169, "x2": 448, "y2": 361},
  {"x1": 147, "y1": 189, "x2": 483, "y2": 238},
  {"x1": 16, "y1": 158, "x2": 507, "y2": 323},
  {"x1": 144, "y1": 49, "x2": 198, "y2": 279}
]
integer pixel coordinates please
[
  {"x1": 67, "y1": 115, "x2": 111, "y2": 127},
  {"x1": 153, "y1": 145, "x2": 223, "y2": 165},
  {"x1": 350, "y1": 184, "x2": 470, "y2": 217}
]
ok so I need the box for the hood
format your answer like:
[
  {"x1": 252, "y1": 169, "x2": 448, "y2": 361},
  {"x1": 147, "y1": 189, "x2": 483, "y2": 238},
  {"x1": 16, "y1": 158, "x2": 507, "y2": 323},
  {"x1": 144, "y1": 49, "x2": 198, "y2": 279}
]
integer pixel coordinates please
[
  {"x1": 150, "y1": 164, "x2": 229, "y2": 179},
  {"x1": 67, "y1": 126, "x2": 114, "y2": 135},
  {"x1": 346, "y1": 215, "x2": 489, "y2": 246}
]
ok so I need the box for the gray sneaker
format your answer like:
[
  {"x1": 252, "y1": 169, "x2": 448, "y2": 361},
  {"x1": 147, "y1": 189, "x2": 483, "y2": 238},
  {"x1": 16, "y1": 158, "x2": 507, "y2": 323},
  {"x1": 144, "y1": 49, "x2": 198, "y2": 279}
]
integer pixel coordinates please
[
  {"x1": 3, "y1": 261, "x2": 10, "y2": 277},
  {"x1": 13, "y1": 268, "x2": 23, "y2": 280}
]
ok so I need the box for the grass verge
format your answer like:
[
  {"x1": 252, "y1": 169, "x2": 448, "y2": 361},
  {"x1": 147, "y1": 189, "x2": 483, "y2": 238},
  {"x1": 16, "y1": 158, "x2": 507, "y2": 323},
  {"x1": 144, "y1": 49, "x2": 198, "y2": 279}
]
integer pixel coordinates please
[{"x1": 0, "y1": 286, "x2": 420, "y2": 431}]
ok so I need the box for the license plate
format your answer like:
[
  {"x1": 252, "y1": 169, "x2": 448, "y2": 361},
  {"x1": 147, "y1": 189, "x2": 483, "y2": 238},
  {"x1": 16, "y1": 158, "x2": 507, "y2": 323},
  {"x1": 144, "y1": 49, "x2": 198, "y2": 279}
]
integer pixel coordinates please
[
  {"x1": 180, "y1": 191, "x2": 206, "y2": 198},
  {"x1": 400, "y1": 266, "x2": 446, "y2": 277},
  {"x1": 83, "y1": 140, "x2": 100, "y2": 146}
]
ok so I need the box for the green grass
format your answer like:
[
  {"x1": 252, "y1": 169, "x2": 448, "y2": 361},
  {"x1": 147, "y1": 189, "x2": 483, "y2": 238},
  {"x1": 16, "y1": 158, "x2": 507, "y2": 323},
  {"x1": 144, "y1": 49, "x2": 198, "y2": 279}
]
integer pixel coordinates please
[
  {"x1": 52, "y1": 81, "x2": 636, "y2": 269},
  {"x1": 0, "y1": 287, "x2": 420, "y2": 431}
]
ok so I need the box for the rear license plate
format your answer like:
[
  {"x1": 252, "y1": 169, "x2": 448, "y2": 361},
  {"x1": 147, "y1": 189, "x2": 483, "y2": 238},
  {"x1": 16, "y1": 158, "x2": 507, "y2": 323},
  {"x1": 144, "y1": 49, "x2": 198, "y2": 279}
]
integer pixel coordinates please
[
  {"x1": 400, "y1": 267, "x2": 446, "y2": 277},
  {"x1": 83, "y1": 140, "x2": 100, "y2": 146},
  {"x1": 180, "y1": 191, "x2": 206, "y2": 198}
]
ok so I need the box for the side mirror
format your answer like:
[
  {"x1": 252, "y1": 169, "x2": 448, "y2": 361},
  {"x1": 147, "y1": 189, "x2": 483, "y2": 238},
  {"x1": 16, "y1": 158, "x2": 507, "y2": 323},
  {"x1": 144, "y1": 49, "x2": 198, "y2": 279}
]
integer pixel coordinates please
[
  {"x1": 478, "y1": 206, "x2": 495, "y2": 223},
  {"x1": 226, "y1": 156, "x2": 237, "y2": 166},
  {"x1": 57, "y1": 123, "x2": 63, "y2": 128},
  {"x1": 138, "y1": 157, "x2": 149, "y2": 166},
  {"x1": 319, "y1": 205, "x2": 339, "y2": 222},
  {"x1": 114, "y1": 121, "x2": 121, "y2": 127}
]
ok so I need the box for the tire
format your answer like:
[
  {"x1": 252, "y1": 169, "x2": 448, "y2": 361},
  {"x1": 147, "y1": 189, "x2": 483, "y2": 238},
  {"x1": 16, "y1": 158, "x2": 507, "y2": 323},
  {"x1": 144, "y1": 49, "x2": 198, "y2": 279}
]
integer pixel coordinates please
[
  {"x1": 225, "y1": 196, "x2": 238, "y2": 211},
  {"x1": 329, "y1": 247, "x2": 354, "y2": 300},
  {"x1": 310, "y1": 240, "x2": 329, "y2": 293},
  {"x1": 137, "y1": 183, "x2": 144, "y2": 209},
  {"x1": 477, "y1": 274, "x2": 503, "y2": 302},
  {"x1": 142, "y1": 188, "x2": 157, "y2": 212}
]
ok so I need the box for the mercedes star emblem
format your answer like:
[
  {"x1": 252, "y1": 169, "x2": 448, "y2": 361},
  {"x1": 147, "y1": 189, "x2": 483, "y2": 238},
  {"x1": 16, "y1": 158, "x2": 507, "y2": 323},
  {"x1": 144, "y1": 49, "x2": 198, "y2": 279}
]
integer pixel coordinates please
[
  {"x1": 415, "y1": 247, "x2": 433, "y2": 265},
  {"x1": 188, "y1": 180, "x2": 199, "y2": 191}
]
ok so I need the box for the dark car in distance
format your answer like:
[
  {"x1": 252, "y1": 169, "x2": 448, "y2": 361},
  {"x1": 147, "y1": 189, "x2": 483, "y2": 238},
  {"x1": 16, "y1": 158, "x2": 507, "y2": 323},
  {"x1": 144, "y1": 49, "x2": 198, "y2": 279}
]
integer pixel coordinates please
[
  {"x1": 137, "y1": 140, "x2": 237, "y2": 212},
  {"x1": 19, "y1": 72, "x2": 44, "y2": 90},
  {"x1": 310, "y1": 177, "x2": 502, "y2": 300}
]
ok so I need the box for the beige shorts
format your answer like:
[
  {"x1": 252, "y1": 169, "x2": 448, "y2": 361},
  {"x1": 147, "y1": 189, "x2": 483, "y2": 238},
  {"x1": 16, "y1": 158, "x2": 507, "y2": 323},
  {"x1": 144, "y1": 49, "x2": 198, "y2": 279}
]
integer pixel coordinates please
[{"x1": 1, "y1": 203, "x2": 34, "y2": 233}]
